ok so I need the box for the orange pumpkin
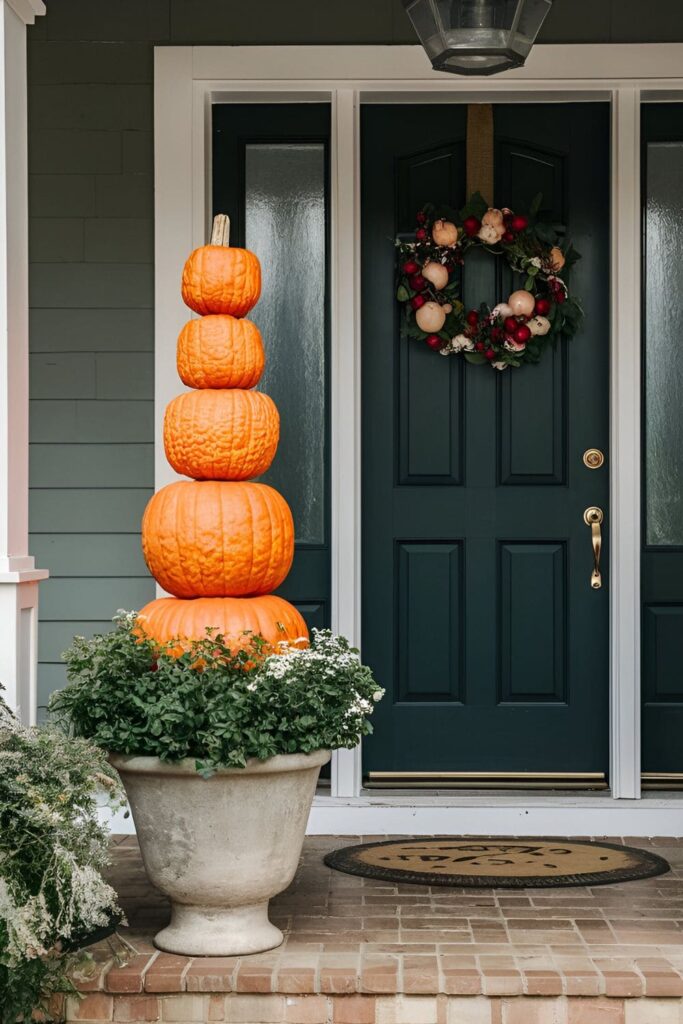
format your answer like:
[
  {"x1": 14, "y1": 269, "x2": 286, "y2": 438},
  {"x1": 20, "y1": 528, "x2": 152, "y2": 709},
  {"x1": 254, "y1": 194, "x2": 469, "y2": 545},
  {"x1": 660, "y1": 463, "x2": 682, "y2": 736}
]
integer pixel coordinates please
[
  {"x1": 137, "y1": 594, "x2": 308, "y2": 654},
  {"x1": 177, "y1": 315, "x2": 265, "y2": 390},
  {"x1": 164, "y1": 389, "x2": 279, "y2": 481},
  {"x1": 141, "y1": 480, "x2": 294, "y2": 599},
  {"x1": 182, "y1": 246, "x2": 261, "y2": 317}
]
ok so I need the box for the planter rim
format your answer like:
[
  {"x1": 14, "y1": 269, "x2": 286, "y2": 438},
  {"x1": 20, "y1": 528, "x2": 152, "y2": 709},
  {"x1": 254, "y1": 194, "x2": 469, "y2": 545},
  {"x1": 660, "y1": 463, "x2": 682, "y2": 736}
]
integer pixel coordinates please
[{"x1": 109, "y1": 748, "x2": 331, "y2": 777}]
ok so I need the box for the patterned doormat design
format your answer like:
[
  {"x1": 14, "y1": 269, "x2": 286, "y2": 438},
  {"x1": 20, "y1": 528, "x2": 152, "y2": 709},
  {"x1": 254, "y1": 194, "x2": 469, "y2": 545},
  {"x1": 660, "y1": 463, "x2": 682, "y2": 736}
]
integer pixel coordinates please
[{"x1": 324, "y1": 838, "x2": 670, "y2": 888}]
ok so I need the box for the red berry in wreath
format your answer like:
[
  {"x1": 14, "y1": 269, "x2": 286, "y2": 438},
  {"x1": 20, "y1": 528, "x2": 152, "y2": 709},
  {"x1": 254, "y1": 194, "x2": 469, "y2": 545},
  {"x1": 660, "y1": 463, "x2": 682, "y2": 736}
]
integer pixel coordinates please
[
  {"x1": 535, "y1": 297, "x2": 551, "y2": 316},
  {"x1": 510, "y1": 214, "x2": 529, "y2": 233},
  {"x1": 403, "y1": 259, "x2": 419, "y2": 275},
  {"x1": 475, "y1": 341, "x2": 485, "y2": 352},
  {"x1": 463, "y1": 215, "x2": 481, "y2": 237},
  {"x1": 491, "y1": 327, "x2": 503, "y2": 342},
  {"x1": 485, "y1": 348, "x2": 495, "y2": 360},
  {"x1": 504, "y1": 316, "x2": 518, "y2": 334},
  {"x1": 415, "y1": 227, "x2": 427, "y2": 241},
  {"x1": 555, "y1": 291, "x2": 566, "y2": 304},
  {"x1": 425, "y1": 334, "x2": 442, "y2": 350},
  {"x1": 514, "y1": 324, "x2": 531, "y2": 344},
  {"x1": 416, "y1": 211, "x2": 427, "y2": 224},
  {"x1": 503, "y1": 231, "x2": 514, "y2": 243},
  {"x1": 409, "y1": 273, "x2": 427, "y2": 291},
  {"x1": 411, "y1": 294, "x2": 426, "y2": 310},
  {"x1": 466, "y1": 309, "x2": 479, "y2": 327}
]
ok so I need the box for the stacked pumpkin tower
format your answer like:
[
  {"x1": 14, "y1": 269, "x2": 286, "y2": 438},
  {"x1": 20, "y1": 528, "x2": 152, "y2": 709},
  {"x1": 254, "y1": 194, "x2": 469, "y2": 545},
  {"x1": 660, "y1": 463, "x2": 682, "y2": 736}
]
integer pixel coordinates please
[{"x1": 138, "y1": 215, "x2": 308, "y2": 651}]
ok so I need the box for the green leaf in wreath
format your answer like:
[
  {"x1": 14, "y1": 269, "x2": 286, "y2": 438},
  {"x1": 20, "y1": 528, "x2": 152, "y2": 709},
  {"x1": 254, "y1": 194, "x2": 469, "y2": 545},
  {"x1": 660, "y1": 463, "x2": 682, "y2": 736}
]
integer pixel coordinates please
[
  {"x1": 524, "y1": 275, "x2": 534, "y2": 290},
  {"x1": 396, "y1": 284, "x2": 409, "y2": 302},
  {"x1": 534, "y1": 222, "x2": 557, "y2": 245},
  {"x1": 404, "y1": 319, "x2": 427, "y2": 341},
  {"x1": 564, "y1": 244, "x2": 581, "y2": 269},
  {"x1": 464, "y1": 352, "x2": 487, "y2": 365},
  {"x1": 529, "y1": 192, "x2": 543, "y2": 218},
  {"x1": 435, "y1": 203, "x2": 460, "y2": 223},
  {"x1": 459, "y1": 191, "x2": 488, "y2": 222}
]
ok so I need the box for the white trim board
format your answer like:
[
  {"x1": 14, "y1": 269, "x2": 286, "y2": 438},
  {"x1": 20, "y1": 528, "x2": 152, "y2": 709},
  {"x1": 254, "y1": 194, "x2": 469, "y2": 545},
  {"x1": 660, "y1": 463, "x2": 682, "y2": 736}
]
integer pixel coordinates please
[
  {"x1": 307, "y1": 793, "x2": 683, "y2": 837},
  {"x1": 104, "y1": 792, "x2": 683, "y2": 838},
  {"x1": 154, "y1": 44, "x2": 683, "y2": 824}
]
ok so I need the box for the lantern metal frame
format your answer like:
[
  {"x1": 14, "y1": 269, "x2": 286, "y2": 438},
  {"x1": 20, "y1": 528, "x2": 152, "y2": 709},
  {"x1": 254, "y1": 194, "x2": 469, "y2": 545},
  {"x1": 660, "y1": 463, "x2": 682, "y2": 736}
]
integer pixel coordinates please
[{"x1": 402, "y1": 0, "x2": 554, "y2": 77}]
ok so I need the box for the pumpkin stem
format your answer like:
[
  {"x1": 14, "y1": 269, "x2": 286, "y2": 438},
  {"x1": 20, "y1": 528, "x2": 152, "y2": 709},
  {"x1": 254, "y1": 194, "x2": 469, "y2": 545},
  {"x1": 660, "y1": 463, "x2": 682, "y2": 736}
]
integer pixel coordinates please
[{"x1": 210, "y1": 213, "x2": 231, "y2": 247}]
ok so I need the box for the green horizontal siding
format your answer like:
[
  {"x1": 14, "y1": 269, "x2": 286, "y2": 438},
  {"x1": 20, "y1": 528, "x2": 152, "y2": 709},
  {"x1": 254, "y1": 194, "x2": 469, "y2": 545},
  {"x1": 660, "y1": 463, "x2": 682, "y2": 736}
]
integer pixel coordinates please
[
  {"x1": 30, "y1": 309, "x2": 153, "y2": 353},
  {"x1": 30, "y1": 401, "x2": 154, "y2": 443},
  {"x1": 30, "y1": 489, "x2": 152, "y2": 533},
  {"x1": 30, "y1": 444, "x2": 153, "y2": 488},
  {"x1": 38, "y1": 621, "x2": 118, "y2": 662},
  {"x1": 31, "y1": 534, "x2": 149, "y2": 576},
  {"x1": 40, "y1": 578, "x2": 155, "y2": 620},
  {"x1": 28, "y1": 15, "x2": 158, "y2": 706},
  {"x1": 28, "y1": 0, "x2": 683, "y2": 711},
  {"x1": 30, "y1": 352, "x2": 153, "y2": 400}
]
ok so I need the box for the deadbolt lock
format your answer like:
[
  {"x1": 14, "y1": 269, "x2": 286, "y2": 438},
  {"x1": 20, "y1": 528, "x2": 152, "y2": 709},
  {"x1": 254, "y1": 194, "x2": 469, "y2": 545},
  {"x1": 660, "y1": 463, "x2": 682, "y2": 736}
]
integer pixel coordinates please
[{"x1": 583, "y1": 448, "x2": 605, "y2": 470}]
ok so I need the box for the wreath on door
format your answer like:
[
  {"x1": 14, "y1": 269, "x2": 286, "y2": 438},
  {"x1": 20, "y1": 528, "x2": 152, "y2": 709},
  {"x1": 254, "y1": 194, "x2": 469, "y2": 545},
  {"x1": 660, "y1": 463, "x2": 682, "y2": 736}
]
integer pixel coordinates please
[{"x1": 395, "y1": 193, "x2": 583, "y2": 370}]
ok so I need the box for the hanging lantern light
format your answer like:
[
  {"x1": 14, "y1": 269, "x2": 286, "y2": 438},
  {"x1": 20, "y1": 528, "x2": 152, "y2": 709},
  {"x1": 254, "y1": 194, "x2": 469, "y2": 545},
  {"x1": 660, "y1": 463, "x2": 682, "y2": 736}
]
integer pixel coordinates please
[{"x1": 403, "y1": 0, "x2": 554, "y2": 76}]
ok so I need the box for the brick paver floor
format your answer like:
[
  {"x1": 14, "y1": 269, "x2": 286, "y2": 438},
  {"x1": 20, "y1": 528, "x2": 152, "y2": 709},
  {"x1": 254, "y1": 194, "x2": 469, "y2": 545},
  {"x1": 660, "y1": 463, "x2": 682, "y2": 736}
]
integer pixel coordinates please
[{"x1": 73, "y1": 834, "x2": 683, "y2": 1002}]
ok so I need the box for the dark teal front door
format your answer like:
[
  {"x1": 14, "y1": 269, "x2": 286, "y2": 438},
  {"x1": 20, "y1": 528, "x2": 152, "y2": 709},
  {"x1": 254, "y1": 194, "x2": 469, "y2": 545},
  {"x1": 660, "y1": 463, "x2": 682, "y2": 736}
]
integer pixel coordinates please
[{"x1": 361, "y1": 103, "x2": 610, "y2": 779}]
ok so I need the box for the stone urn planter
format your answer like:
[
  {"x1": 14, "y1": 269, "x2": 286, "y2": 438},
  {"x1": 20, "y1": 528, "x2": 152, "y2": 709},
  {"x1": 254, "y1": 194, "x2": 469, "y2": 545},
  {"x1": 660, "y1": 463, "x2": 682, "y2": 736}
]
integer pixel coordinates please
[{"x1": 110, "y1": 748, "x2": 330, "y2": 956}]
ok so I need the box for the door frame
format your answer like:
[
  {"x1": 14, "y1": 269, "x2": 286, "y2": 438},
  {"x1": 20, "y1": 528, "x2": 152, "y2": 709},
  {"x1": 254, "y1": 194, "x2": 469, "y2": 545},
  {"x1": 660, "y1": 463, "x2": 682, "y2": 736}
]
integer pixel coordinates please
[{"x1": 154, "y1": 42, "x2": 683, "y2": 815}]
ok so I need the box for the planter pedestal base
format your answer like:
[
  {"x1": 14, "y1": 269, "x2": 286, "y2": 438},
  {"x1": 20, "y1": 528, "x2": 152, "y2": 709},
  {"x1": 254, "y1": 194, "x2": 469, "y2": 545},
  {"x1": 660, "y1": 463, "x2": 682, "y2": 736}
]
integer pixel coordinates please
[{"x1": 154, "y1": 901, "x2": 283, "y2": 956}]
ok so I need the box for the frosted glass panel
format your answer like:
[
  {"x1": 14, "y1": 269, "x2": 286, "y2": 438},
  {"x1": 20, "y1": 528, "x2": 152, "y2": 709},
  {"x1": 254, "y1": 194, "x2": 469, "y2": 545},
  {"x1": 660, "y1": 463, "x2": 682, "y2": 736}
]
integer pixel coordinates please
[
  {"x1": 245, "y1": 144, "x2": 326, "y2": 545},
  {"x1": 645, "y1": 143, "x2": 683, "y2": 546}
]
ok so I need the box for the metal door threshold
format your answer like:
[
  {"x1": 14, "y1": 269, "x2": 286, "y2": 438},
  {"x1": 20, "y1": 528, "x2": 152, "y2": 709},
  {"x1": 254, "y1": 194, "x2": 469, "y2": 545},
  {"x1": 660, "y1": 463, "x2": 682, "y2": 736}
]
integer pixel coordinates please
[{"x1": 365, "y1": 771, "x2": 608, "y2": 791}]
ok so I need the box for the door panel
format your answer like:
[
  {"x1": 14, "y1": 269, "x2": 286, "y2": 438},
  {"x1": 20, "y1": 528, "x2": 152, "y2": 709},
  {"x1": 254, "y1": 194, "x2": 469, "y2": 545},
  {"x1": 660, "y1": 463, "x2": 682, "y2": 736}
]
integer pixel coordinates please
[
  {"x1": 397, "y1": 541, "x2": 464, "y2": 703},
  {"x1": 499, "y1": 542, "x2": 566, "y2": 703},
  {"x1": 498, "y1": 346, "x2": 566, "y2": 485},
  {"x1": 212, "y1": 104, "x2": 331, "y2": 632},
  {"x1": 361, "y1": 103, "x2": 610, "y2": 777}
]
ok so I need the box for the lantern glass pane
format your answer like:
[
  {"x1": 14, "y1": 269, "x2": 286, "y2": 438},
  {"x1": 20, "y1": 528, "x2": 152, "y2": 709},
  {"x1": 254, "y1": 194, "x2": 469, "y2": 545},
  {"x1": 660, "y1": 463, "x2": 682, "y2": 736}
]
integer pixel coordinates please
[
  {"x1": 437, "y1": 0, "x2": 517, "y2": 32},
  {"x1": 514, "y1": 0, "x2": 554, "y2": 53},
  {"x1": 404, "y1": 0, "x2": 552, "y2": 74}
]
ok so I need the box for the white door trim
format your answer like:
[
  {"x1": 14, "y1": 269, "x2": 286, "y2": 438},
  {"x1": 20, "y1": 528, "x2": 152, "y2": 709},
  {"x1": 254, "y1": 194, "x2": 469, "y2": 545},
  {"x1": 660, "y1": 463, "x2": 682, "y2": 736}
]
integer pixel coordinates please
[{"x1": 154, "y1": 43, "x2": 683, "y2": 818}]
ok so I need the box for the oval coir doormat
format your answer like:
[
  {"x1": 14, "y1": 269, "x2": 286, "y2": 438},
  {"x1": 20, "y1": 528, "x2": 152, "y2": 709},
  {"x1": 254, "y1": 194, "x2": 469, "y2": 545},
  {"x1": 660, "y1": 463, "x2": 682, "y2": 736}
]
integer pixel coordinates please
[{"x1": 324, "y1": 838, "x2": 670, "y2": 888}]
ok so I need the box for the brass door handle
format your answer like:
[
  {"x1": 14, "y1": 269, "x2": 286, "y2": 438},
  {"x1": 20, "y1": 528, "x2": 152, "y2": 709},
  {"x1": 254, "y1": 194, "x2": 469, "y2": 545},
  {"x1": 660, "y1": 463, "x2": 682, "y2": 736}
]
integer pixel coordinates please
[{"x1": 583, "y1": 506, "x2": 604, "y2": 589}]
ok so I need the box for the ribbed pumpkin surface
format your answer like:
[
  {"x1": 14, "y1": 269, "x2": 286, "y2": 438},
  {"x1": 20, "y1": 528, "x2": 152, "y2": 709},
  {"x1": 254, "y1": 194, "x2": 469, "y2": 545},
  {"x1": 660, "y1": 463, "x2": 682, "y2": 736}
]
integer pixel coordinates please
[
  {"x1": 164, "y1": 389, "x2": 280, "y2": 481},
  {"x1": 177, "y1": 315, "x2": 265, "y2": 390},
  {"x1": 141, "y1": 481, "x2": 294, "y2": 598},
  {"x1": 181, "y1": 246, "x2": 261, "y2": 317},
  {"x1": 138, "y1": 594, "x2": 308, "y2": 653}
]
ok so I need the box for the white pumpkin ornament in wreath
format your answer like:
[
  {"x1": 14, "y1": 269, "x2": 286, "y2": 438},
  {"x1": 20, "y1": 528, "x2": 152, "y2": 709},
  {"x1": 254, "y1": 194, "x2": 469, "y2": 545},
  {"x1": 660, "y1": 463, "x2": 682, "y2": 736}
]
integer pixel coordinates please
[{"x1": 395, "y1": 192, "x2": 583, "y2": 370}]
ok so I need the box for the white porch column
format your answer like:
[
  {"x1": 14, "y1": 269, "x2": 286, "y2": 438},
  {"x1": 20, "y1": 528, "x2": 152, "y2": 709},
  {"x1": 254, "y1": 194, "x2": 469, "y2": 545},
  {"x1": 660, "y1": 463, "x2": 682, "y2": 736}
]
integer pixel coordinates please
[{"x1": 0, "y1": 0, "x2": 47, "y2": 722}]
